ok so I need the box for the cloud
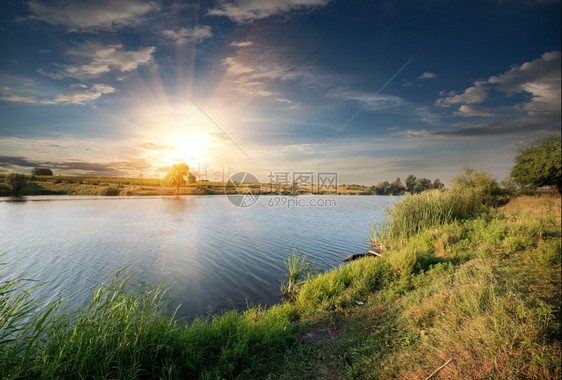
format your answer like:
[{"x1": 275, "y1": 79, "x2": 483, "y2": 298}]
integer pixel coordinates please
[
  {"x1": 455, "y1": 105, "x2": 496, "y2": 117},
  {"x1": 162, "y1": 25, "x2": 213, "y2": 46},
  {"x1": 0, "y1": 95, "x2": 38, "y2": 104},
  {"x1": 27, "y1": 0, "x2": 159, "y2": 31},
  {"x1": 488, "y1": 50, "x2": 561, "y2": 114},
  {"x1": 230, "y1": 40, "x2": 253, "y2": 47},
  {"x1": 208, "y1": 0, "x2": 331, "y2": 23},
  {"x1": 0, "y1": 154, "x2": 150, "y2": 176},
  {"x1": 38, "y1": 42, "x2": 156, "y2": 79},
  {"x1": 0, "y1": 155, "x2": 38, "y2": 167},
  {"x1": 0, "y1": 83, "x2": 115, "y2": 105},
  {"x1": 54, "y1": 84, "x2": 115, "y2": 105},
  {"x1": 326, "y1": 87, "x2": 409, "y2": 112},
  {"x1": 436, "y1": 80, "x2": 488, "y2": 106},
  {"x1": 418, "y1": 72, "x2": 437, "y2": 79},
  {"x1": 428, "y1": 51, "x2": 561, "y2": 138}
]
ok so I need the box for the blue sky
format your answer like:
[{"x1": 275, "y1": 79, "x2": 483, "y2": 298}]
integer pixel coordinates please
[{"x1": 0, "y1": 0, "x2": 560, "y2": 185}]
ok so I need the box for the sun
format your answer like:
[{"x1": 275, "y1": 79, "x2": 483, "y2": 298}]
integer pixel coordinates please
[{"x1": 143, "y1": 132, "x2": 217, "y2": 175}]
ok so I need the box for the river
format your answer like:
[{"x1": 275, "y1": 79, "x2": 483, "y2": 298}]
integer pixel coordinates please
[{"x1": 0, "y1": 195, "x2": 396, "y2": 319}]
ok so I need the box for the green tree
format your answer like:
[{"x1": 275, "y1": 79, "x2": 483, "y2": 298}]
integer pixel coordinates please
[
  {"x1": 405, "y1": 174, "x2": 416, "y2": 193},
  {"x1": 390, "y1": 177, "x2": 406, "y2": 195},
  {"x1": 414, "y1": 178, "x2": 432, "y2": 193},
  {"x1": 6, "y1": 173, "x2": 26, "y2": 195},
  {"x1": 164, "y1": 163, "x2": 189, "y2": 195},
  {"x1": 432, "y1": 178, "x2": 444, "y2": 190},
  {"x1": 511, "y1": 136, "x2": 561, "y2": 194},
  {"x1": 32, "y1": 167, "x2": 53, "y2": 176},
  {"x1": 451, "y1": 168, "x2": 504, "y2": 207}
]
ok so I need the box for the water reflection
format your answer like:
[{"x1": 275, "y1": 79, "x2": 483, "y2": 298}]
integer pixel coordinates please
[{"x1": 0, "y1": 195, "x2": 395, "y2": 319}]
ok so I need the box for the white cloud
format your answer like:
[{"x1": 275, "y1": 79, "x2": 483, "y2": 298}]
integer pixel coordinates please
[
  {"x1": 0, "y1": 94, "x2": 38, "y2": 104},
  {"x1": 418, "y1": 72, "x2": 437, "y2": 79},
  {"x1": 455, "y1": 105, "x2": 496, "y2": 117},
  {"x1": 162, "y1": 25, "x2": 213, "y2": 46},
  {"x1": 488, "y1": 50, "x2": 561, "y2": 114},
  {"x1": 435, "y1": 80, "x2": 488, "y2": 106},
  {"x1": 230, "y1": 40, "x2": 253, "y2": 47},
  {"x1": 436, "y1": 51, "x2": 560, "y2": 115},
  {"x1": 54, "y1": 84, "x2": 116, "y2": 105},
  {"x1": 208, "y1": 0, "x2": 331, "y2": 23},
  {"x1": 38, "y1": 42, "x2": 156, "y2": 80},
  {"x1": 0, "y1": 83, "x2": 115, "y2": 106},
  {"x1": 27, "y1": 0, "x2": 159, "y2": 31}
]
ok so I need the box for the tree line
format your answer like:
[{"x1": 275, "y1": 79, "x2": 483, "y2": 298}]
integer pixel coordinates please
[{"x1": 370, "y1": 175, "x2": 444, "y2": 195}]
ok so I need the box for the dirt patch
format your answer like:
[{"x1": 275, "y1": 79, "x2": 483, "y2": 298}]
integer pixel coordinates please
[{"x1": 302, "y1": 324, "x2": 341, "y2": 344}]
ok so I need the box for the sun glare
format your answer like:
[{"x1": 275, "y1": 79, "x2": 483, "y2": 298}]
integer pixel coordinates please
[{"x1": 142, "y1": 132, "x2": 216, "y2": 175}]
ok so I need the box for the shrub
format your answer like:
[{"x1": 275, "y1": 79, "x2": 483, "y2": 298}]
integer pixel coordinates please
[
  {"x1": 31, "y1": 167, "x2": 53, "y2": 176},
  {"x1": 451, "y1": 168, "x2": 506, "y2": 207},
  {"x1": 98, "y1": 186, "x2": 120, "y2": 196},
  {"x1": 6, "y1": 173, "x2": 26, "y2": 195}
]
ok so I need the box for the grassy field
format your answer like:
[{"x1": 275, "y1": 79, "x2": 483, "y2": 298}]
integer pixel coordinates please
[
  {"x1": 1, "y1": 191, "x2": 560, "y2": 379},
  {"x1": 0, "y1": 174, "x2": 350, "y2": 197}
]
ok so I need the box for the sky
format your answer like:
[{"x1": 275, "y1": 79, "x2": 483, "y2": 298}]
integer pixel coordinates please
[{"x1": 0, "y1": 0, "x2": 560, "y2": 185}]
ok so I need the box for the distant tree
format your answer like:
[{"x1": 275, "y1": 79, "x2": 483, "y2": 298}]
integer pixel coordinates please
[
  {"x1": 405, "y1": 174, "x2": 416, "y2": 193},
  {"x1": 375, "y1": 181, "x2": 391, "y2": 195},
  {"x1": 432, "y1": 178, "x2": 444, "y2": 190},
  {"x1": 6, "y1": 173, "x2": 26, "y2": 195},
  {"x1": 188, "y1": 172, "x2": 196, "y2": 184},
  {"x1": 164, "y1": 163, "x2": 189, "y2": 195},
  {"x1": 390, "y1": 177, "x2": 406, "y2": 195},
  {"x1": 414, "y1": 178, "x2": 432, "y2": 193},
  {"x1": 32, "y1": 167, "x2": 53, "y2": 176},
  {"x1": 511, "y1": 136, "x2": 561, "y2": 194}
]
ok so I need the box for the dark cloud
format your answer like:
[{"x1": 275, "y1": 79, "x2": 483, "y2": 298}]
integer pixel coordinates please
[
  {"x1": 0, "y1": 155, "x2": 150, "y2": 176},
  {"x1": 0, "y1": 155, "x2": 38, "y2": 167}
]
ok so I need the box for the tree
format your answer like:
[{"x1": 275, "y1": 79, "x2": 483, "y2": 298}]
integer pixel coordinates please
[
  {"x1": 32, "y1": 167, "x2": 53, "y2": 176},
  {"x1": 188, "y1": 172, "x2": 196, "y2": 184},
  {"x1": 390, "y1": 177, "x2": 406, "y2": 195},
  {"x1": 414, "y1": 178, "x2": 432, "y2": 193},
  {"x1": 405, "y1": 174, "x2": 416, "y2": 193},
  {"x1": 511, "y1": 136, "x2": 561, "y2": 194},
  {"x1": 6, "y1": 173, "x2": 26, "y2": 195},
  {"x1": 432, "y1": 178, "x2": 444, "y2": 190},
  {"x1": 164, "y1": 163, "x2": 189, "y2": 195},
  {"x1": 451, "y1": 168, "x2": 503, "y2": 207}
]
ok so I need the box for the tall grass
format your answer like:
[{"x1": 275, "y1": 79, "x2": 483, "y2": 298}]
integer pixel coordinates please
[
  {"x1": 0, "y1": 268, "x2": 298, "y2": 379},
  {"x1": 281, "y1": 247, "x2": 314, "y2": 301},
  {"x1": 388, "y1": 189, "x2": 481, "y2": 240}
]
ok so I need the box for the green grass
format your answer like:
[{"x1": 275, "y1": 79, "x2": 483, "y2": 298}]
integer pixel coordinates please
[
  {"x1": 1, "y1": 194, "x2": 560, "y2": 379},
  {"x1": 0, "y1": 269, "x2": 299, "y2": 379},
  {"x1": 275, "y1": 195, "x2": 561, "y2": 379}
]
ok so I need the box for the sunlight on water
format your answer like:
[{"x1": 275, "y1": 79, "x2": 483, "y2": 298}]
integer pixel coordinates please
[{"x1": 0, "y1": 195, "x2": 396, "y2": 319}]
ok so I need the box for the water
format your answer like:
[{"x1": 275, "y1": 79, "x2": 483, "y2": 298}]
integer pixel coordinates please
[{"x1": 0, "y1": 195, "x2": 396, "y2": 319}]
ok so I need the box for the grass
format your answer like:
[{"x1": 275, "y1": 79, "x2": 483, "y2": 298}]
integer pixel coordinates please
[{"x1": 1, "y1": 192, "x2": 560, "y2": 379}]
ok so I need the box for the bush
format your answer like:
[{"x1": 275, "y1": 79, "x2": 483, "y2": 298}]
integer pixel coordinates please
[
  {"x1": 6, "y1": 173, "x2": 26, "y2": 195},
  {"x1": 98, "y1": 186, "x2": 120, "y2": 196},
  {"x1": 451, "y1": 168, "x2": 506, "y2": 207},
  {"x1": 31, "y1": 167, "x2": 53, "y2": 176}
]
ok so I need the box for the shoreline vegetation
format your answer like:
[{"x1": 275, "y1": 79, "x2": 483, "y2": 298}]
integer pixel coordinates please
[
  {"x1": 1, "y1": 170, "x2": 560, "y2": 378},
  {"x1": 0, "y1": 173, "x2": 449, "y2": 197}
]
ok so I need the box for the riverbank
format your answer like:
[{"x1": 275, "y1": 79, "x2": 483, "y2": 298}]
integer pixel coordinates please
[
  {"x1": 1, "y1": 193, "x2": 560, "y2": 379},
  {"x1": 0, "y1": 174, "x2": 358, "y2": 197}
]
